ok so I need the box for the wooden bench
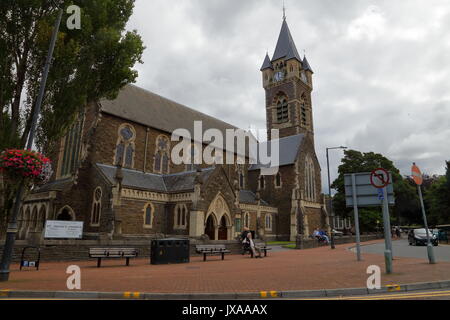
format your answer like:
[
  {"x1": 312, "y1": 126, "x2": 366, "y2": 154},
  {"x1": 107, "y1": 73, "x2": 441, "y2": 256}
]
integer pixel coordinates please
[
  {"x1": 248, "y1": 244, "x2": 272, "y2": 258},
  {"x1": 195, "y1": 245, "x2": 230, "y2": 261},
  {"x1": 89, "y1": 248, "x2": 138, "y2": 268}
]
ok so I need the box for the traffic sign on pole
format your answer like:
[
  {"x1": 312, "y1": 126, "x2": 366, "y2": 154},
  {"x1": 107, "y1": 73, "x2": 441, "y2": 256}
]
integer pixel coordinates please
[
  {"x1": 412, "y1": 162, "x2": 436, "y2": 264},
  {"x1": 411, "y1": 163, "x2": 423, "y2": 186},
  {"x1": 370, "y1": 168, "x2": 390, "y2": 189}
]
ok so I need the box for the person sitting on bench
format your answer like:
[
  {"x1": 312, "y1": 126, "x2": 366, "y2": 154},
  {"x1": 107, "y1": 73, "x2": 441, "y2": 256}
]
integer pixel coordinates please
[
  {"x1": 241, "y1": 227, "x2": 251, "y2": 255},
  {"x1": 247, "y1": 232, "x2": 262, "y2": 258}
]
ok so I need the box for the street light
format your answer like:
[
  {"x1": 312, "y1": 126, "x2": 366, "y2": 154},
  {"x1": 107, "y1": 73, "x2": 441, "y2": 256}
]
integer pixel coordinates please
[{"x1": 326, "y1": 146, "x2": 347, "y2": 249}]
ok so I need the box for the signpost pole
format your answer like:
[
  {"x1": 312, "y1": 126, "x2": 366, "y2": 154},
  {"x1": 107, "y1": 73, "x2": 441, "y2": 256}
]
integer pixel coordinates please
[
  {"x1": 351, "y1": 174, "x2": 362, "y2": 261},
  {"x1": 417, "y1": 185, "x2": 436, "y2": 264},
  {"x1": 382, "y1": 186, "x2": 393, "y2": 274}
]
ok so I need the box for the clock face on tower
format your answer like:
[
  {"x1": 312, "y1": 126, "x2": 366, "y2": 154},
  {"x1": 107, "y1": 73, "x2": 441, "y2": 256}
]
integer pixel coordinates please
[{"x1": 274, "y1": 71, "x2": 284, "y2": 82}]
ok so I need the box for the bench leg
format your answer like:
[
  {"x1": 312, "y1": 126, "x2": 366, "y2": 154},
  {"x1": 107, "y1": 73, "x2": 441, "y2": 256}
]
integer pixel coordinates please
[
  {"x1": 97, "y1": 258, "x2": 101, "y2": 268},
  {"x1": 264, "y1": 249, "x2": 267, "y2": 257},
  {"x1": 203, "y1": 253, "x2": 207, "y2": 262},
  {"x1": 250, "y1": 250, "x2": 254, "y2": 258},
  {"x1": 221, "y1": 252, "x2": 224, "y2": 260},
  {"x1": 126, "y1": 257, "x2": 130, "y2": 266}
]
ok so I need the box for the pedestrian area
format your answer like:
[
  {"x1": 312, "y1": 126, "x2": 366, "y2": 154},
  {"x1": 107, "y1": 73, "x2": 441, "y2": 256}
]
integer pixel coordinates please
[{"x1": 1, "y1": 240, "x2": 449, "y2": 294}]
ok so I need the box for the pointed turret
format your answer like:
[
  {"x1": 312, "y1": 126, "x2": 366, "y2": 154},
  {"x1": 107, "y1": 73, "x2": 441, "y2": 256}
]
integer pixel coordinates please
[
  {"x1": 260, "y1": 53, "x2": 273, "y2": 71},
  {"x1": 302, "y1": 55, "x2": 314, "y2": 73},
  {"x1": 272, "y1": 19, "x2": 301, "y2": 62}
]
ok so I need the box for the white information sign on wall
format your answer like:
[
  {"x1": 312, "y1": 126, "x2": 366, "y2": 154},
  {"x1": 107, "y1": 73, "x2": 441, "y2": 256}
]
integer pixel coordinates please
[{"x1": 44, "y1": 220, "x2": 83, "y2": 239}]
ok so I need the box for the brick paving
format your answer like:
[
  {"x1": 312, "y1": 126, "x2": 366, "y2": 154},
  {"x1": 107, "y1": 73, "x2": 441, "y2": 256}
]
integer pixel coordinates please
[{"x1": 0, "y1": 240, "x2": 449, "y2": 293}]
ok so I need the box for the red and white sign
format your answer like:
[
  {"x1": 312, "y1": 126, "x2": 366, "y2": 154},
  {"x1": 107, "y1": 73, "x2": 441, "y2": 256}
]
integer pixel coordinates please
[
  {"x1": 411, "y1": 163, "x2": 423, "y2": 186},
  {"x1": 370, "y1": 168, "x2": 390, "y2": 189}
]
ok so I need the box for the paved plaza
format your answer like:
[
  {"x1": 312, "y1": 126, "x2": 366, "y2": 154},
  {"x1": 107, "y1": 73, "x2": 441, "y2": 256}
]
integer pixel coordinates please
[{"x1": 0, "y1": 240, "x2": 449, "y2": 294}]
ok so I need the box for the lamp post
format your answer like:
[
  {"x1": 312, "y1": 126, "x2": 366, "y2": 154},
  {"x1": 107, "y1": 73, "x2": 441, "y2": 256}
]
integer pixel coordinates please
[
  {"x1": 0, "y1": 2, "x2": 63, "y2": 282},
  {"x1": 326, "y1": 146, "x2": 347, "y2": 249}
]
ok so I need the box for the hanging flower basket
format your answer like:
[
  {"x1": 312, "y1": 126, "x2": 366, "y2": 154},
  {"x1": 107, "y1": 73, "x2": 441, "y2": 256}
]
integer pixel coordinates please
[{"x1": 0, "y1": 149, "x2": 52, "y2": 184}]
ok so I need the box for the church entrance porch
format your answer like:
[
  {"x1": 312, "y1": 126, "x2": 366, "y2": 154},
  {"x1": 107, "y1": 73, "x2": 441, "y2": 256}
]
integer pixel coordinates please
[
  {"x1": 205, "y1": 215, "x2": 216, "y2": 240},
  {"x1": 218, "y1": 216, "x2": 227, "y2": 240}
]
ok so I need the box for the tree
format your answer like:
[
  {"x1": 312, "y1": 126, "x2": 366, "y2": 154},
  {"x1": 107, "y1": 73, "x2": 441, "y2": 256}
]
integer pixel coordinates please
[
  {"x1": 0, "y1": 0, "x2": 144, "y2": 230},
  {"x1": 425, "y1": 161, "x2": 450, "y2": 225},
  {"x1": 0, "y1": 0, "x2": 144, "y2": 152},
  {"x1": 331, "y1": 149, "x2": 421, "y2": 231}
]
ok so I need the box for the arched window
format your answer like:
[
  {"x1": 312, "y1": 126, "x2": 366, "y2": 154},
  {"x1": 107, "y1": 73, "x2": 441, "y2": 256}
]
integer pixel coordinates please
[
  {"x1": 243, "y1": 212, "x2": 250, "y2": 228},
  {"x1": 275, "y1": 172, "x2": 282, "y2": 188},
  {"x1": 259, "y1": 175, "x2": 265, "y2": 190},
  {"x1": 276, "y1": 97, "x2": 289, "y2": 123},
  {"x1": 90, "y1": 187, "x2": 102, "y2": 226},
  {"x1": 60, "y1": 116, "x2": 84, "y2": 177},
  {"x1": 236, "y1": 165, "x2": 245, "y2": 189},
  {"x1": 265, "y1": 214, "x2": 272, "y2": 231},
  {"x1": 154, "y1": 135, "x2": 170, "y2": 174},
  {"x1": 304, "y1": 156, "x2": 316, "y2": 202},
  {"x1": 143, "y1": 203, "x2": 154, "y2": 228},
  {"x1": 115, "y1": 124, "x2": 136, "y2": 168},
  {"x1": 174, "y1": 204, "x2": 188, "y2": 229}
]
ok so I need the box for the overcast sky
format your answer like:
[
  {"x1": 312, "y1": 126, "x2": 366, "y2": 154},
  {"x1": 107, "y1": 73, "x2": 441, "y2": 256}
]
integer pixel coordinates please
[{"x1": 126, "y1": 0, "x2": 450, "y2": 190}]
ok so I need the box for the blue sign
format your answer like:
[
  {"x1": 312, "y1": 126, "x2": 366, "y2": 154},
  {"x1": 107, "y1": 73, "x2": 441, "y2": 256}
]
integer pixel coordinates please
[{"x1": 378, "y1": 189, "x2": 384, "y2": 200}]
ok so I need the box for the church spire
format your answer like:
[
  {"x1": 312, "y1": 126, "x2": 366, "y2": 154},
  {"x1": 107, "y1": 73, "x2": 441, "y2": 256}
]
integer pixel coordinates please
[
  {"x1": 260, "y1": 52, "x2": 273, "y2": 71},
  {"x1": 271, "y1": 18, "x2": 301, "y2": 62}
]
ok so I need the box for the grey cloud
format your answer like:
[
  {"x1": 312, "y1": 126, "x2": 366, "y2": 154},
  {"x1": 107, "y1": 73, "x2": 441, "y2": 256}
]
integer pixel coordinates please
[{"x1": 127, "y1": 0, "x2": 450, "y2": 192}]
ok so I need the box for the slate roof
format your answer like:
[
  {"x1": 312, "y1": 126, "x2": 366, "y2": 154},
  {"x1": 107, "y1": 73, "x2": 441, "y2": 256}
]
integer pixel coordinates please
[
  {"x1": 260, "y1": 53, "x2": 273, "y2": 71},
  {"x1": 272, "y1": 19, "x2": 302, "y2": 62},
  {"x1": 249, "y1": 133, "x2": 305, "y2": 170},
  {"x1": 99, "y1": 84, "x2": 254, "y2": 156},
  {"x1": 33, "y1": 178, "x2": 73, "y2": 193},
  {"x1": 239, "y1": 190, "x2": 269, "y2": 206},
  {"x1": 96, "y1": 163, "x2": 215, "y2": 192},
  {"x1": 302, "y1": 55, "x2": 314, "y2": 73},
  {"x1": 100, "y1": 84, "x2": 239, "y2": 136}
]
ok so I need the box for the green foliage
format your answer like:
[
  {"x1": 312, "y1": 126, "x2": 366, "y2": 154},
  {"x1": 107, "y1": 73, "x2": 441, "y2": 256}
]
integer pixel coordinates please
[
  {"x1": 0, "y1": 0, "x2": 144, "y2": 226},
  {"x1": 0, "y1": 0, "x2": 144, "y2": 153},
  {"x1": 331, "y1": 149, "x2": 421, "y2": 225},
  {"x1": 425, "y1": 161, "x2": 450, "y2": 225},
  {"x1": 355, "y1": 208, "x2": 383, "y2": 232}
]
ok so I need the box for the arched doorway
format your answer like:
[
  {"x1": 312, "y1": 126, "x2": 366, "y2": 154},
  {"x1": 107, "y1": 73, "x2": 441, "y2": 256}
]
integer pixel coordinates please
[
  {"x1": 218, "y1": 216, "x2": 228, "y2": 240},
  {"x1": 57, "y1": 207, "x2": 74, "y2": 221},
  {"x1": 205, "y1": 215, "x2": 215, "y2": 240}
]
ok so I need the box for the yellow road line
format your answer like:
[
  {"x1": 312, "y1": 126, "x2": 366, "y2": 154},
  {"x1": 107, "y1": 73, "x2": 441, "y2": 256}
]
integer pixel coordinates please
[{"x1": 300, "y1": 289, "x2": 450, "y2": 300}]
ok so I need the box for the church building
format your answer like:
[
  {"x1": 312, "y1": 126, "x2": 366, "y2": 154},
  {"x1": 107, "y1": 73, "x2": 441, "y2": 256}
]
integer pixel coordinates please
[{"x1": 18, "y1": 16, "x2": 328, "y2": 243}]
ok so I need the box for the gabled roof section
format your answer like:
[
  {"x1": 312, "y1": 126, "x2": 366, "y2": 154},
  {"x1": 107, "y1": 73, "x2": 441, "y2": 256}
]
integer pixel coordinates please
[
  {"x1": 272, "y1": 19, "x2": 302, "y2": 62},
  {"x1": 260, "y1": 53, "x2": 273, "y2": 71},
  {"x1": 302, "y1": 55, "x2": 314, "y2": 73},
  {"x1": 99, "y1": 84, "x2": 238, "y2": 138},
  {"x1": 249, "y1": 133, "x2": 305, "y2": 170},
  {"x1": 95, "y1": 163, "x2": 214, "y2": 193},
  {"x1": 240, "y1": 190, "x2": 269, "y2": 206}
]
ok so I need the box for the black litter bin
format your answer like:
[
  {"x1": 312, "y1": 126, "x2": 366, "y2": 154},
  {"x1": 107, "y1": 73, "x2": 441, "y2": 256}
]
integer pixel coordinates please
[{"x1": 150, "y1": 238, "x2": 190, "y2": 265}]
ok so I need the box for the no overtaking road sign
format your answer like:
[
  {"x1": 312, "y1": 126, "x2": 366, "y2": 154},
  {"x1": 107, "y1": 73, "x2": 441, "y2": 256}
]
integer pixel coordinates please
[{"x1": 370, "y1": 168, "x2": 390, "y2": 189}]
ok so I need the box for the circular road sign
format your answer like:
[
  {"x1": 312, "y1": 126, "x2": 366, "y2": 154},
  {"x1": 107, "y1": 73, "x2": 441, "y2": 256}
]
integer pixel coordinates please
[
  {"x1": 370, "y1": 168, "x2": 390, "y2": 189},
  {"x1": 411, "y1": 163, "x2": 423, "y2": 185}
]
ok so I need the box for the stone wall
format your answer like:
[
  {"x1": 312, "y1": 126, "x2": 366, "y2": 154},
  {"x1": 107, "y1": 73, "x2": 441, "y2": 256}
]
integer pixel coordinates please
[
  {"x1": 296, "y1": 234, "x2": 383, "y2": 250},
  {"x1": 0, "y1": 239, "x2": 248, "y2": 263}
]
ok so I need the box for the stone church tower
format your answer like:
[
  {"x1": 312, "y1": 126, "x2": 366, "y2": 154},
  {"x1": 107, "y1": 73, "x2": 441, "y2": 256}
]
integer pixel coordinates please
[
  {"x1": 249, "y1": 15, "x2": 327, "y2": 241},
  {"x1": 261, "y1": 16, "x2": 314, "y2": 140}
]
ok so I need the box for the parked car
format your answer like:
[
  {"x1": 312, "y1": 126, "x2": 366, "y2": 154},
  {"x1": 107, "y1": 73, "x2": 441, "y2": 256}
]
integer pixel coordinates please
[
  {"x1": 408, "y1": 228, "x2": 438, "y2": 246},
  {"x1": 332, "y1": 229, "x2": 344, "y2": 237}
]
